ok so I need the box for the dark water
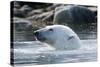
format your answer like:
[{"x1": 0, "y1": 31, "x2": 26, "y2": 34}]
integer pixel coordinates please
[{"x1": 12, "y1": 34, "x2": 97, "y2": 66}]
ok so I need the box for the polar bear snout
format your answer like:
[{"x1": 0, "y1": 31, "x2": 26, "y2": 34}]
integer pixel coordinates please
[
  {"x1": 34, "y1": 31, "x2": 39, "y2": 36},
  {"x1": 34, "y1": 31, "x2": 46, "y2": 41}
]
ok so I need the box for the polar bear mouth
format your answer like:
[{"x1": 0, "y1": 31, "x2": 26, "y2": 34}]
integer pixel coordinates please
[{"x1": 36, "y1": 36, "x2": 46, "y2": 42}]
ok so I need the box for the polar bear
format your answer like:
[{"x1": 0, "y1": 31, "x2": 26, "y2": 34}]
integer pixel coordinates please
[{"x1": 34, "y1": 25, "x2": 81, "y2": 50}]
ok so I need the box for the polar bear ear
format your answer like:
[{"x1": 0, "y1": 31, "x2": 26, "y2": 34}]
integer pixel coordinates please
[{"x1": 67, "y1": 35, "x2": 74, "y2": 40}]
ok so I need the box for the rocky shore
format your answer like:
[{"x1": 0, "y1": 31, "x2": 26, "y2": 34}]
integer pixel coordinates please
[{"x1": 11, "y1": 1, "x2": 97, "y2": 41}]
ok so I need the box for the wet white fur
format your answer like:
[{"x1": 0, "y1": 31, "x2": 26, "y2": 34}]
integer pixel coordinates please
[{"x1": 36, "y1": 25, "x2": 81, "y2": 50}]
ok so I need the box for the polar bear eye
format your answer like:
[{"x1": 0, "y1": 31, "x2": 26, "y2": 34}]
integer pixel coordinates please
[{"x1": 49, "y1": 28, "x2": 53, "y2": 31}]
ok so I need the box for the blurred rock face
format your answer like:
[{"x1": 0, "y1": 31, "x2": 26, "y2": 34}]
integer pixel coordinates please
[
  {"x1": 11, "y1": 1, "x2": 97, "y2": 41},
  {"x1": 54, "y1": 5, "x2": 96, "y2": 31},
  {"x1": 13, "y1": 17, "x2": 32, "y2": 31},
  {"x1": 12, "y1": 17, "x2": 35, "y2": 41},
  {"x1": 11, "y1": 1, "x2": 59, "y2": 41}
]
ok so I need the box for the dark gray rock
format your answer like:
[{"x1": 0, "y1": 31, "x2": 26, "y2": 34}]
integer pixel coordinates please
[
  {"x1": 13, "y1": 1, "x2": 21, "y2": 8},
  {"x1": 45, "y1": 4, "x2": 63, "y2": 11},
  {"x1": 13, "y1": 8, "x2": 25, "y2": 17},
  {"x1": 27, "y1": 9, "x2": 44, "y2": 16},
  {"x1": 27, "y1": 11, "x2": 54, "y2": 22},
  {"x1": 20, "y1": 5, "x2": 33, "y2": 14},
  {"x1": 13, "y1": 5, "x2": 32, "y2": 18},
  {"x1": 13, "y1": 17, "x2": 32, "y2": 31},
  {"x1": 53, "y1": 5, "x2": 96, "y2": 31},
  {"x1": 42, "y1": 10, "x2": 54, "y2": 25},
  {"x1": 12, "y1": 17, "x2": 35, "y2": 41}
]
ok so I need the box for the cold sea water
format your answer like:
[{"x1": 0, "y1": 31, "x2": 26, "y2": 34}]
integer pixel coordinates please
[{"x1": 12, "y1": 32, "x2": 97, "y2": 66}]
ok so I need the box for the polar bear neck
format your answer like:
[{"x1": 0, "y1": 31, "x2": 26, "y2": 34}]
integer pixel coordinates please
[{"x1": 51, "y1": 35, "x2": 81, "y2": 50}]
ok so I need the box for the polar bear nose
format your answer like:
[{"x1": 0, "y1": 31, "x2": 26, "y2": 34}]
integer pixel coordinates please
[{"x1": 34, "y1": 31, "x2": 39, "y2": 36}]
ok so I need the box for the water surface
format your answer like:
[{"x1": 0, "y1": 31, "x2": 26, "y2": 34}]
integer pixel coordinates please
[{"x1": 12, "y1": 39, "x2": 97, "y2": 65}]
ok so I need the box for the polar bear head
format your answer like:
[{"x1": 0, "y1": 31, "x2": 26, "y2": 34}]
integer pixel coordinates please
[{"x1": 34, "y1": 25, "x2": 81, "y2": 50}]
